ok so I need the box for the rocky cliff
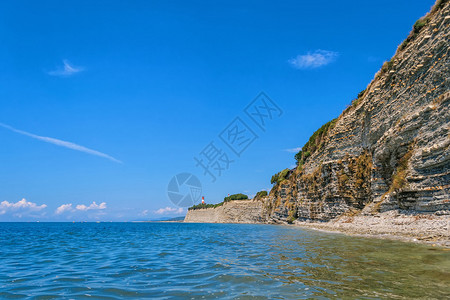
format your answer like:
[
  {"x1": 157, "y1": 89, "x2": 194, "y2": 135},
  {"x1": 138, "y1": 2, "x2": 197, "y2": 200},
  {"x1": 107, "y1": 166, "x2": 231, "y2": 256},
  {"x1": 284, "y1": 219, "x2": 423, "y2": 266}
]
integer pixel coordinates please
[
  {"x1": 185, "y1": 1, "x2": 450, "y2": 227},
  {"x1": 266, "y1": 0, "x2": 450, "y2": 223},
  {"x1": 184, "y1": 200, "x2": 267, "y2": 223}
]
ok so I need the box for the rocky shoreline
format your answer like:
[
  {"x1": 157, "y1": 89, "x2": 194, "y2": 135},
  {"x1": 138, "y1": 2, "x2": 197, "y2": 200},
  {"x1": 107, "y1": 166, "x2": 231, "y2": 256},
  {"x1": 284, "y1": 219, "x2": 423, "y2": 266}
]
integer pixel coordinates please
[
  {"x1": 259, "y1": 0, "x2": 450, "y2": 226},
  {"x1": 293, "y1": 211, "x2": 450, "y2": 247},
  {"x1": 184, "y1": 202, "x2": 450, "y2": 247},
  {"x1": 185, "y1": 1, "x2": 450, "y2": 248}
]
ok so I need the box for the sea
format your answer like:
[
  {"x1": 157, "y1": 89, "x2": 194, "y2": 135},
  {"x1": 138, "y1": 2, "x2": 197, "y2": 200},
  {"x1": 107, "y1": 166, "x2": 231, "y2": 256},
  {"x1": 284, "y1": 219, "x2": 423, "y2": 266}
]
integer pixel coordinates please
[{"x1": 0, "y1": 222, "x2": 448, "y2": 299}]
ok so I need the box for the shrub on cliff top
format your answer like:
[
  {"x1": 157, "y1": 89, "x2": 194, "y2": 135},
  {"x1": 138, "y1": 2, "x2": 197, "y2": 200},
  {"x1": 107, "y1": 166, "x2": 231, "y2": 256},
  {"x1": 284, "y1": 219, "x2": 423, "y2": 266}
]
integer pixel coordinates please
[
  {"x1": 432, "y1": 0, "x2": 448, "y2": 13},
  {"x1": 398, "y1": 0, "x2": 447, "y2": 51},
  {"x1": 399, "y1": 16, "x2": 430, "y2": 51},
  {"x1": 255, "y1": 190, "x2": 268, "y2": 200},
  {"x1": 381, "y1": 60, "x2": 394, "y2": 74},
  {"x1": 350, "y1": 89, "x2": 367, "y2": 108},
  {"x1": 188, "y1": 202, "x2": 224, "y2": 210},
  {"x1": 188, "y1": 194, "x2": 249, "y2": 210},
  {"x1": 357, "y1": 89, "x2": 366, "y2": 99},
  {"x1": 271, "y1": 168, "x2": 290, "y2": 185},
  {"x1": 224, "y1": 193, "x2": 248, "y2": 202},
  {"x1": 279, "y1": 168, "x2": 289, "y2": 182},
  {"x1": 271, "y1": 173, "x2": 279, "y2": 185},
  {"x1": 413, "y1": 17, "x2": 430, "y2": 34}
]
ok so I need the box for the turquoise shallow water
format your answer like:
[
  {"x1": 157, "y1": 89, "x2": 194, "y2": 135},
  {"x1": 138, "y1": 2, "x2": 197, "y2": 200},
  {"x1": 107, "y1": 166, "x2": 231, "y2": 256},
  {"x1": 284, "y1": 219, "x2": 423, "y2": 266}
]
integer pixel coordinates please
[{"x1": 0, "y1": 222, "x2": 449, "y2": 299}]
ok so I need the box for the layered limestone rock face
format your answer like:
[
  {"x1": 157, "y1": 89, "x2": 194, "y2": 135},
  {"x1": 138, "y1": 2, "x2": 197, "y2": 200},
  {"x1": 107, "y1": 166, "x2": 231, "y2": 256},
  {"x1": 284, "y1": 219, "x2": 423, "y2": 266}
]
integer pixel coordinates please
[
  {"x1": 184, "y1": 200, "x2": 268, "y2": 223},
  {"x1": 265, "y1": 1, "x2": 450, "y2": 222},
  {"x1": 184, "y1": 2, "x2": 449, "y2": 225}
]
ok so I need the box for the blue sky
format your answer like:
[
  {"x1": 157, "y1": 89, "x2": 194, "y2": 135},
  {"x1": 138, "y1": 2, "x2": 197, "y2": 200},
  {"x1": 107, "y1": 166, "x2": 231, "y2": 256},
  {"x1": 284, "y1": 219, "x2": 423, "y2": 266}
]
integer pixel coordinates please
[{"x1": 0, "y1": 0, "x2": 435, "y2": 221}]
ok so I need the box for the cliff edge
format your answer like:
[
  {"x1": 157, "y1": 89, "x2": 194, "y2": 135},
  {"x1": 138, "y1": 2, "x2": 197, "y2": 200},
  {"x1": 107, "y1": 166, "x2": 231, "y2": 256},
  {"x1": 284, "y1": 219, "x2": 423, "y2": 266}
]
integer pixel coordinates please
[
  {"x1": 185, "y1": 199, "x2": 266, "y2": 223},
  {"x1": 185, "y1": 1, "x2": 450, "y2": 245},
  {"x1": 267, "y1": 0, "x2": 449, "y2": 222}
]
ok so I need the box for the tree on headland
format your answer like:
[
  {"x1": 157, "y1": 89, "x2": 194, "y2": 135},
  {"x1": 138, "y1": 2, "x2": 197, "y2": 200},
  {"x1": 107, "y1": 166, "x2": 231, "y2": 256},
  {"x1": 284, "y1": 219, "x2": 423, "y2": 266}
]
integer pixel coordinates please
[
  {"x1": 271, "y1": 168, "x2": 290, "y2": 185},
  {"x1": 254, "y1": 190, "x2": 268, "y2": 200},
  {"x1": 188, "y1": 193, "x2": 249, "y2": 210},
  {"x1": 224, "y1": 193, "x2": 248, "y2": 202}
]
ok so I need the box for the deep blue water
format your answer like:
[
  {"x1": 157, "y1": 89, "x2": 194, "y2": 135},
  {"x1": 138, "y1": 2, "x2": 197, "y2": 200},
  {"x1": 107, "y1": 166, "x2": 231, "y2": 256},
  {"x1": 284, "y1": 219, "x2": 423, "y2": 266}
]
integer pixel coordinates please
[{"x1": 0, "y1": 222, "x2": 448, "y2": 299}]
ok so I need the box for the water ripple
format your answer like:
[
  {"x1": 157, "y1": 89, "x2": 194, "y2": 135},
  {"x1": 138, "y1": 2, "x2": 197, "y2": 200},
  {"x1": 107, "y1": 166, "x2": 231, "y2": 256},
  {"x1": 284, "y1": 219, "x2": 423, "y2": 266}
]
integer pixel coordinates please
[{"x1": 0, "y1": 222, "x2": 449, "y2": 299}]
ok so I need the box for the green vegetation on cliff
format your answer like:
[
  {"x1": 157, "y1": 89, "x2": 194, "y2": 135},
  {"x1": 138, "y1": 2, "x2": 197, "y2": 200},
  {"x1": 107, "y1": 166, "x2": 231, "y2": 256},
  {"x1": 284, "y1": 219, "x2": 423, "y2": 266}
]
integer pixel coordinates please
[
  {"x1": 399, "y1": 1, "x2": 449, "y2": 51},
  {"x1": 224, "y1": 193, "x2": 248, "y2": 202},
  {"x1": 397, "y1": 0, "x2": 448, "y2": 52},
  {"x1": 271, "y1": 168, "x2": 290, "y2": 185},
  {"x1": 188, "y1": 202, "x2": 224, "y2": 210},
  {"x1": 294, "y1": 118, "x2": 337, "y2": 167},
  {"x1": 188, "y1": 193, "x2": 249, "y2": 210},
  {"x1": 343, "y1": 89, "x2": 367, "y2": 114},
  {"x1": 432, "y1": 0, "x2": 449, "y2": 11},
  {"x1": 353, "y1": 89, "x2": 366, "y2": 107},
  {"x1": 399, "y1": 16, "x2": 430, "y2": 50},
  {"x1": 254, "y1": 190, "x2": 268, "y2": 200},
  {"x1": 389, "y1": 148, "x2": 413, "y2": 193}
]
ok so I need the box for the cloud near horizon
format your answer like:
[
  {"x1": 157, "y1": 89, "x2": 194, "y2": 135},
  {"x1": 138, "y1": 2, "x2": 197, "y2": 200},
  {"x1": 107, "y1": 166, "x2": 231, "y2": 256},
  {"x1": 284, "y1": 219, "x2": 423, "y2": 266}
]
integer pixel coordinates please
[
  {"x1": 155, "y1": 207, "x2": 184, "y2": 215},
  {"x1": 284, "y1": 147, "x2": 301, "y2": 153},
  {"x1": 289, "y1": 50, "x2": 338, "y2": 69},
  {"x1": 55, "y1": 201, "x2": 107, "y2": 214},
  {"x1": 76, "y1": 201, "x2": 107, "y2": 211},
  {"x1": 0, "y1": 198, "x2": 47, "y2": 216},
  {"x1": 55, "y1": 203, "x2": 74, "y2": 215},
  {"x1": 139, "y1": 209, "x2": 149, "y2": 216},
  {"x1": 0, "y1": 122, "x2": 122, "y2": 164},
  {"x1": 48, "y1": 59, "x2": 84, "y2": 77}
]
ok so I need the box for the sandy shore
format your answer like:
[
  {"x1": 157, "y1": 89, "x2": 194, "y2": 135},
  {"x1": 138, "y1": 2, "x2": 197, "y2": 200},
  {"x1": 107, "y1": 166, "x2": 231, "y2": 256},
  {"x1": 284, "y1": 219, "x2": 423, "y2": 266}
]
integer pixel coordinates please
[{"x1": 294, "y1": 211, "x2": 450, "y2": 247}]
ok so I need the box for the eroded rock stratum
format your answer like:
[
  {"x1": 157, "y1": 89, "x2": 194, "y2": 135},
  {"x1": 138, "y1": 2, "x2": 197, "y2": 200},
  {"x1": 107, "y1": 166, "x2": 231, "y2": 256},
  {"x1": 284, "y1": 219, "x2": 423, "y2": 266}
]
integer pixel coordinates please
[{"x1": 186, "y1": 1, "x2": 450, "y2": 226}]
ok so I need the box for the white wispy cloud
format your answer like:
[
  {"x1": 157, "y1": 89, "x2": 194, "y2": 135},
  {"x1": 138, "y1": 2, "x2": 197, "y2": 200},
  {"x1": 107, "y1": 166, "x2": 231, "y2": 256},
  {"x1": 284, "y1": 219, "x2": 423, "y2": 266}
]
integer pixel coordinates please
[
  {"x1": 55, "y1": 203, "x2": 74, "y2": 214},
  {"x1": 289, "y1": 50, "x2": 338, "y2": 69},
  {"x1": 155, "y1": 207, "x2": 184, "y2": 215},
  {"x1": 139, "y1": 209, "x2": 149, "y2": 216},
  {"x1": 76, "y1": 201, "x2": 107, "y2": 211},
  {"x1": 0, "y1": 198, "x2": 47, "y2": 215},
  {"x1": 48, "y1": 59, "x2": 84, "y2": 77},
  {"x1": 0, "y1": 122, "x2": 122, "y2": 163},
  {"x1": 284, "y1": 147, "x2": 301, "y2": 153},
  {"x1": 55, "y1": 201, "x2": 107, "y2": 215}
]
